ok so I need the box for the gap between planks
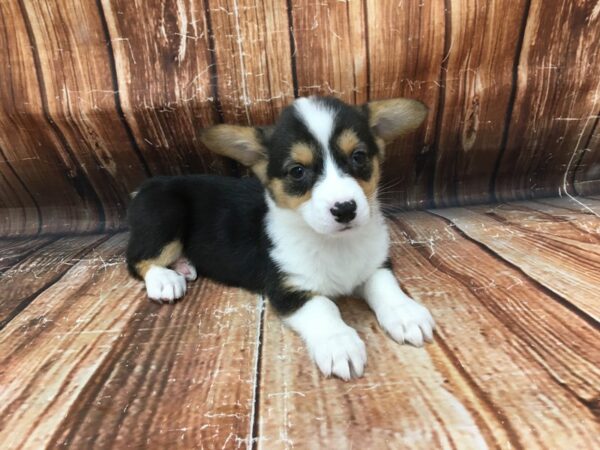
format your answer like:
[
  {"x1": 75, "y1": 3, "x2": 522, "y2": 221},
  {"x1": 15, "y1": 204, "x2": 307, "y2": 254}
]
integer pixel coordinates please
[{"x1": 249, "y1": 295, "x2": 266, "y2": 450}]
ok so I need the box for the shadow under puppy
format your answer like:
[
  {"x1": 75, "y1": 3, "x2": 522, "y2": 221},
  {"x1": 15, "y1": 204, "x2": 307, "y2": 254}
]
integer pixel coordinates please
[{"x1": 127, "y1": 96, "x2": 435, "y2": 380}]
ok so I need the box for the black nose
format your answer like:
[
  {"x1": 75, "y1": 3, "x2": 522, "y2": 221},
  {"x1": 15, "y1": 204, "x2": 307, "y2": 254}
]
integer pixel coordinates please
[{"x1": 330, "y1": 200, "x2": 357, "y2": 223}]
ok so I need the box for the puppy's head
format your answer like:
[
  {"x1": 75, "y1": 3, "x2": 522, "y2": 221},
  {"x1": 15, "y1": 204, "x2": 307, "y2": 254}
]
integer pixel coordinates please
[{"x1": 201, "y1": 96, "x2": 427, "y2": 235}]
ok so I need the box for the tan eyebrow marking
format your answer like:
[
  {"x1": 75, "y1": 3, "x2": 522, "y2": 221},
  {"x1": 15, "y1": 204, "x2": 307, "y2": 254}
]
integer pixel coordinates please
[
  {"x1": 337, "y1": 129, "x2": 361, "y2": 156},
  {"x1": 290, "y1": 142, "x2": 315, "y2": 166}
]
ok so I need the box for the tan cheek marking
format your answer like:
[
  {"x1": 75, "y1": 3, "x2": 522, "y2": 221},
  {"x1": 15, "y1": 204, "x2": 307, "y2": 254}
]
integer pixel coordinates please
[
  {"x1": 268, "y1": 178, "x2": 312, "y2": 210},
  {"x1": 135, "y1": 240, "x2": 183, "y2": 278},
  {"x1": 357, "y1": 156, "x2": 380, "y2": 199},
  {"x1": 290, "y1": 143, "x2": 315, "y2": 166},
  {"x1": 337, "y1": 129, "x2": 361, "y2": 156}
]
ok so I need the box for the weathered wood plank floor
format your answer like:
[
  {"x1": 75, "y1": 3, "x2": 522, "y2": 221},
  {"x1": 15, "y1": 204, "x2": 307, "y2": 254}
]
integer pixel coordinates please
[{"x1": 1, "y1": 198, "x2": 599, "y2": 449}]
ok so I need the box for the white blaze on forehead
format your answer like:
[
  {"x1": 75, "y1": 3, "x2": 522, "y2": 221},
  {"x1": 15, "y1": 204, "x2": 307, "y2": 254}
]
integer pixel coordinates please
[
  {"x1": 294, "y1": 97, "x2": 340, "y2": 178},
  {"x1": 293, "y1": 97, "x2": 336, "y2": 151}
]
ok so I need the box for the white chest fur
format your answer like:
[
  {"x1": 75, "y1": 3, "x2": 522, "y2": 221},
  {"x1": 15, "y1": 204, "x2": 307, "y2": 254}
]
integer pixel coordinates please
[{"x1": 266, "y1": 200, "x2": 390, "y2": 297}]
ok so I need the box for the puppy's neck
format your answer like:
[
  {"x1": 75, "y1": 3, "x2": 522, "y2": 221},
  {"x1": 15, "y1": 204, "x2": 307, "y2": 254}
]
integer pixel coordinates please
[{"x1": 264, "y1": 192, "x2": 390, "y2": 297}]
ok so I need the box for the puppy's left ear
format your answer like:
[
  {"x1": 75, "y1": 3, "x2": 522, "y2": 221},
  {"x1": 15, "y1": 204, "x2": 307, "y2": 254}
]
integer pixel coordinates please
[
  {"x1": 365, "y1": 98, "x2": 428, "y2": 143},
  {"x1": 200, "y1": 125, "x2": 272, "y2": 181}
]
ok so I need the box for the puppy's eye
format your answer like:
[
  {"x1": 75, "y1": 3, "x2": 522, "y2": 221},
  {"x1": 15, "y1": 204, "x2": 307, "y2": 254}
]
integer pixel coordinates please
[
  {"x1": 288, "y1": 165, "x2": 306, "y2": 180},
  {"x1": 351, "y1": 148, "x2": 368, "y2": 167}
]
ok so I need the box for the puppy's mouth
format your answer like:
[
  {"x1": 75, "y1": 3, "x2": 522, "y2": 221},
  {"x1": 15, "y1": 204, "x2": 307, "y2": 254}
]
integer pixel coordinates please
[{"x1": 328, "y1": 223, "x2": 356, "y2": 235}]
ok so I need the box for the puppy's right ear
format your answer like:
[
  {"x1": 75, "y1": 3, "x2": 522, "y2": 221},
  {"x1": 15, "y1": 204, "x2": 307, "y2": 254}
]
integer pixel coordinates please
[
  {"x1": 200, "y1": 125, "x2": 272, "y2": 181},
  {"x1": 365, "y1": 98, "x2": 428, "y2": 143}
]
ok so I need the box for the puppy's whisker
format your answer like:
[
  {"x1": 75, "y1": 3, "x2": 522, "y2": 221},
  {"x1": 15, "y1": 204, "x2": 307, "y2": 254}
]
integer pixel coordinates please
[{"x1": 377, "y1": 179, "x2": 405, "y2": 191}]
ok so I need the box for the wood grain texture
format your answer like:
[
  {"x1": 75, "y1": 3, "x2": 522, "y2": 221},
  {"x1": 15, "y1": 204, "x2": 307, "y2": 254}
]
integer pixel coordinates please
[
  {"x1": 1, "y1": 204, "x2": 600, "y2": 447},
  {"x1": 101, "y1": 0, "x2": 226, "y2": 175},
  {"x1": 2, "y1": 0, "x2": 600, "y2": 234},
  {"x1": 504, "y1": 197, "x2": 600, "y2": 236},
  {"x1": 0, "y1": 233, "x2": 261, "y2": 449},
  {"x1": 257, "y1": 212, "x2": 600, "y2": 448},
  {"x1": 257, "y1": 301, "x2": 499, "y2": 449},
  {"x1": 0, "y1": 1, "x2": 40, "y2": 238},
  {"x1": 432, "y1": 0, "x2": 528, "y2": 206},
  {"x1": 525, "y1": 196, "x2": 600, "y2": 217},
  {"x1": 0, "y1": 234, "x2": 137, "y2": 449},
  {"x1": 391, "y1": 213, "x2": 600, "y2": 403},
  {"x1": 18, "y1": 0, "x2": 151, "y2": 230},
  {"x1": 432, "y1": 203, "x2": 600, "y2": 321},
  {"x1": 389, "y1": 214, "x2": 600, "y2": 445},
  {"x1": 208, "y1": 0, "x2": 294, "y2": 125},
  {"x1": 290, "y1": 0, "x2": 368, "y2": 104},
  {"x1": 0, "y1": 0, "x2": 102, "y2": 234},
  {"x1": 0, "y1": 234, "x2": 108, "y2": 328},
  {"x1": 0, "y1": 170, "x2": 39, "y2": 237},
  {"x1": 495, "y1": 0, "x2": 600, "y2": 201},
  {"x1": 51, "y1": 284, "x2": 261, "y2": 449},
  {"x1": 574, "y1": 114, "x2": 600, "y2": 196},
  {"x1": 519, "y1": 197, "x2": 600, "y2": 240},
  {"x1": 366, "y1": 0, "x2": 446, "y2": 209},
  {"x1": 0, "y1": 236, "x2": 54, "y2": 273}
]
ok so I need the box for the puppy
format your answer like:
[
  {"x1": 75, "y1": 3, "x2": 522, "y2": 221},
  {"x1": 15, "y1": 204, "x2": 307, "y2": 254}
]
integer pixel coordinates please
[{"x1": 126, "y1": 96, "x2": 434, "y2": 380}]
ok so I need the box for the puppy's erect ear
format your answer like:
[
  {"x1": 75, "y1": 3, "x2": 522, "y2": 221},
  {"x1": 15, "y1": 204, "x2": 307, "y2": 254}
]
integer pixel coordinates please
[
  {"x1": 366, "y1": 98, "x2": 428, "y2": 143},
  {"x1": 200, "y1": 125, "x2": 272, "y2": 181}
]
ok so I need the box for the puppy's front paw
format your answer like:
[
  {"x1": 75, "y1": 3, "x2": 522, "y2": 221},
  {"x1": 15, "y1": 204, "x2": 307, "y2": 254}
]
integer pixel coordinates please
[
  {"x1": 309, "y1": 327, "x2": 367, "y2": 381},
  {"x1": 377, "y1": 299, "x2": 435, "y2": 347},
  {"x1": 144, "y1": 266, "x2": 187, "y2": 304}
]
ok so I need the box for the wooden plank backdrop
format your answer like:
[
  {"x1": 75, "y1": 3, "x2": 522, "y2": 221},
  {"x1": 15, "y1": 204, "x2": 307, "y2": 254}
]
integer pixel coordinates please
[{"x1": 0, "y1": 0, "x2": 599, "y2": 236}]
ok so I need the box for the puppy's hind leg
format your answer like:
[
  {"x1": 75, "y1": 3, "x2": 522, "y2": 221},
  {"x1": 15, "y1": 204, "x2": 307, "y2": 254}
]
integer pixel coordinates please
[{"x1": 126, "y1": 180, "x2": 194, "y2": 304}]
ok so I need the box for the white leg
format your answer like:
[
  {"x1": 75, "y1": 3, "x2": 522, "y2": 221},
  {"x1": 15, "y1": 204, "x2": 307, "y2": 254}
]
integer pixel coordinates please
[
  {"x1": 144, "y1": 266, "x2": 187, "y2": 304},
  {"x1": 358, "y1": 268, "x2": 435, "y2": 346},
  {"x1": 284, "y1": 296, "x2": 367, "y2": 380}
]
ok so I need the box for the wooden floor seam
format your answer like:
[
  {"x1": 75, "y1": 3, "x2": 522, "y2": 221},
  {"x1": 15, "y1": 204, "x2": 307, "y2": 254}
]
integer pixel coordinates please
[
  {"x1": 427, "y1": 209, "x2": 600, "y2": 326},
  {"x1": 250, "y1": 295, "x2": 266, "y2": 450}
]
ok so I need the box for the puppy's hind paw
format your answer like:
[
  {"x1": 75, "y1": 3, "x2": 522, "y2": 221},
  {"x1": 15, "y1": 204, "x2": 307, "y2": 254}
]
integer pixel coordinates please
[
  {"x1": 144, "y1": 266, "x2": 187, "y2": 304},
  {"x1": 173, "y1": 258, "x2": 197, "y2": 281},
  {"x1": 309, "y1": 327, "x2": 367, "y2": 380}
]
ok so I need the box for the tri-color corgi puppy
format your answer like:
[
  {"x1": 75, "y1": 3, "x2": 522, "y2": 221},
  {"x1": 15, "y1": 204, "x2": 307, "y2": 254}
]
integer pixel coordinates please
[{"x1": 126, "y1": 96, "x2": 434, "y2": 380}]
